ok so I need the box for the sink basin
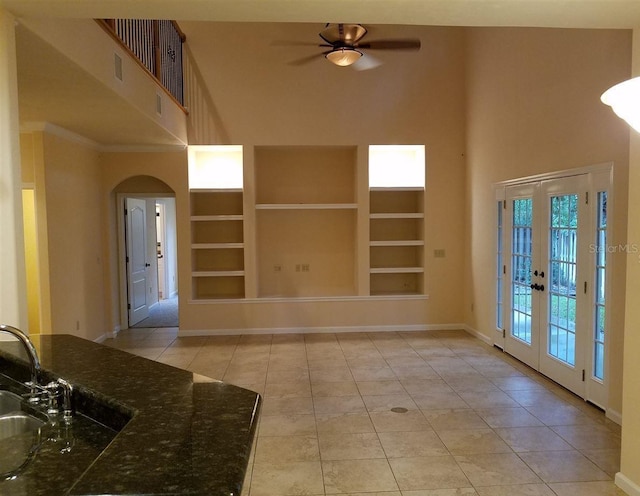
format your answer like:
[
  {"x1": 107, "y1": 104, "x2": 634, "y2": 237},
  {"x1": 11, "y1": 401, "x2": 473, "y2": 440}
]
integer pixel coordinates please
[
  {"x1": 0, "y1": 390, "x2": 46, "y2": 442},
  {"x1": 0, "y1": 413, "x2": 44, "y2": 441},
  {"x1": 0, "y1": 390, "x2": 23, "y2": 415}
]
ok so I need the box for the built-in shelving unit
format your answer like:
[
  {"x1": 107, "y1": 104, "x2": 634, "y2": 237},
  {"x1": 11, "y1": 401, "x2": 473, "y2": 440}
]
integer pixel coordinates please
[
  {"x1": 190, "y1": 189, "x2": 245, "y2": 299},
  {"x1": 187, "y1": 144, "x2": 426, "y2": 302},
  {"x1": 188, "y1": 146, "x2": 246, "y2": 300},
  {"x1": 368, "y1": 145, "x2": 426, "y2": 296},
  {"x1": 254, "y1": 146, "x2": 358, "y2": 298},
  {"x1": 369, "y1": 188, "x2": 425, "y2": 295}
]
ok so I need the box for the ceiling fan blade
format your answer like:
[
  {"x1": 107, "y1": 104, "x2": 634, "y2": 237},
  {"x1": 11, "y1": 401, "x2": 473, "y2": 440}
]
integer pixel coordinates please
[
  {"x1": 287, "y1": 51, "x2": 330, "y2": 66},
  {"x1": 356, "y1": 39, "x2": 421, "y2": 51},
  {"x1": 351, "y1": 54, "x2": 383, "y2": 71}
]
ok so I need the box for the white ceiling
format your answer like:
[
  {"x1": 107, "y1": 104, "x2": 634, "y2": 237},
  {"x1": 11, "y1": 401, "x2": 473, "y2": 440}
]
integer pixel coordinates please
[
  {"x1": 5, "y1": 0, "x2": 640, "y2": 147},
  {"x1": 2, "y1": 0, "x2": 640, "y2": 29}
]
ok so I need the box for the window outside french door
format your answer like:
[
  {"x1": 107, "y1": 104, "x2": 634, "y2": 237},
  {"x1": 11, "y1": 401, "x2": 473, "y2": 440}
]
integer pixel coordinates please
[{"x1": 499, "y1": 170, "x2": 610, "y2": 405}]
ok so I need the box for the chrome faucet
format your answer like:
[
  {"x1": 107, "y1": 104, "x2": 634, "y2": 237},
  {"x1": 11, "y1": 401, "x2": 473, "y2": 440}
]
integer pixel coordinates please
[{"x1": 0, "y1": 324, "x2": 42, "y2": 399}]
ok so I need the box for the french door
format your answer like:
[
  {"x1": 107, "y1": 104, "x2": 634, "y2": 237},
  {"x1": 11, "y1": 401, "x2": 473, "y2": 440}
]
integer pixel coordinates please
[{"x1": 502, "y1": 172, "x2": 608, "y2": 404}]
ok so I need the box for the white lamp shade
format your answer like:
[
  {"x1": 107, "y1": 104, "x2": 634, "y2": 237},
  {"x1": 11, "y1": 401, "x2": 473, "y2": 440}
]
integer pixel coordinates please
[
  {"x1": 325, "y1": 48, "x2": 363, "y2": 67},
  {"x1": 601, "y1": 77, "x2": 640, "y2": 133}
]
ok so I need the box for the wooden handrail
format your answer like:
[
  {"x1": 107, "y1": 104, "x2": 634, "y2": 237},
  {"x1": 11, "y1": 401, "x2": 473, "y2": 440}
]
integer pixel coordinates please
[{"x1": 97, "y1": 18, "x2": 187, "y2": 110}]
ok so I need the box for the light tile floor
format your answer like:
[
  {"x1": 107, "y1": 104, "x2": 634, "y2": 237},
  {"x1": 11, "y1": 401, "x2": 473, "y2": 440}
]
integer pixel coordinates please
[{"x1": 104, "y1": 328, "x2": 625, "y2": 496}]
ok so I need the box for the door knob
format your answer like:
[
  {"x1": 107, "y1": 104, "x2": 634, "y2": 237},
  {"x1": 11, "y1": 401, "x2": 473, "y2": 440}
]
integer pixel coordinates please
[
  {"x1": 540, "y1": 271, "x2": 545, "y2": 278},
  {"x1": 539, "y1": 284, "x2": 545, "y2": 291},
  {"x1": 145, "y1": 263, "x2": 151, "y2": 267}
]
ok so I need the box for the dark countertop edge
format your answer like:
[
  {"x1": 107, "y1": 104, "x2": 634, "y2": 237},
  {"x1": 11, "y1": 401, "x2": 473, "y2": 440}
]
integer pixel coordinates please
[{"x1": 0, "y1": 335, "x2": 262, "y2": 496}]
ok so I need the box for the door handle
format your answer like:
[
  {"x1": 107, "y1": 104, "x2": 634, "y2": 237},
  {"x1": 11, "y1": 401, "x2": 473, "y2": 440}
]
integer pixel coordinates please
[
  {"x1": 145, "y1": 263, "x2": 151, "y2": 267},
  {"x1": 530, "y1": 283, "x2": 545, "y2": 292}
]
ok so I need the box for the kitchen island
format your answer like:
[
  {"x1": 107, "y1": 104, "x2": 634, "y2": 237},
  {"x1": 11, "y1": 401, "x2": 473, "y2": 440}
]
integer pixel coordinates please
[{"x1": 0, "y1": 334, "x2": 261, "y2": 495}]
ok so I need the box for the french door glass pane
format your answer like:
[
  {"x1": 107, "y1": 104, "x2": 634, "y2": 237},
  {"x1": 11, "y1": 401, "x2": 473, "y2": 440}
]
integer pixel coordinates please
[
  {"x1": 511, "y1": 198, "x2": 532, "y2": 344},
  {"x1": 594, "y1": 191, "x2": 607, "y2": 380},
  {"x1": 548, "y1": 194, "x2": 577, "y2": 366}
]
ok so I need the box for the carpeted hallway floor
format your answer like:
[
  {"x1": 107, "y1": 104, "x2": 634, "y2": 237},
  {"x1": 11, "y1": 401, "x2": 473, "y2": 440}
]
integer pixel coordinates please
[{"x1": 131, "y1": 295, "x2": 178, "y2": 328}]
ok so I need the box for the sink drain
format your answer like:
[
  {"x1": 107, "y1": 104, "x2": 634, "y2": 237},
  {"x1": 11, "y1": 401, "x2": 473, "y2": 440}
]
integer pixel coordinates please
[{"x1": 390, "y1": 407, "x2": 408, "y2": 414}]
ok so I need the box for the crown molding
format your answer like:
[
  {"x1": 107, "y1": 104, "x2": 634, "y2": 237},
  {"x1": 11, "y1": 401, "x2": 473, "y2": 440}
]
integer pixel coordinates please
[
  {"x1": 19, "y1": 122, "x2": 187, "y2": 153},
  {"x1": 20, "y1": 122, "x2": 101, "y2": 150}
]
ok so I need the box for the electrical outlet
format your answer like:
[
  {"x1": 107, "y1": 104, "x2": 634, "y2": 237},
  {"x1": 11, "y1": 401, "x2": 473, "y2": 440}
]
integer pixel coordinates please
[
  {"x1": 302, "y1": 264, "x2": 310, "y2": 272},
  {"x1": 295, "y1": 264, "x2": 301, "y2": 272},
  {"x1": 434, "y1": 249, "x2": 446, "y2": 258},
  {"x1": 274, "y1": 264, "x2": 282, "y2": 272}
]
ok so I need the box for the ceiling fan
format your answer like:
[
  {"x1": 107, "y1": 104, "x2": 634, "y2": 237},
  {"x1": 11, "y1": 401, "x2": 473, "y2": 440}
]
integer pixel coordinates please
[{"x1": 285, "y1": 23, "x2": 421, "y2": 70}]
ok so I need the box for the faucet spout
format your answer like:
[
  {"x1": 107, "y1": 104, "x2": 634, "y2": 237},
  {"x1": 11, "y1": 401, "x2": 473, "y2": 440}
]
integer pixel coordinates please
[{"x1": 0, "y1": 324, "x2": 42, "y2": 394}]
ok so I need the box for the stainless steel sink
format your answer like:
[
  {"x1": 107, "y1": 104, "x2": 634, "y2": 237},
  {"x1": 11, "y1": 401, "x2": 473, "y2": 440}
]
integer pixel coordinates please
[
  {"x1": 0, "y1": 390, "x2": 45, "y2": 441},
  {"x1": 0, "y1": 413, "x2": 44, "y2": 441},
  {"x1": 0, "y1": 390, "x2": 23, "y2": 416}
]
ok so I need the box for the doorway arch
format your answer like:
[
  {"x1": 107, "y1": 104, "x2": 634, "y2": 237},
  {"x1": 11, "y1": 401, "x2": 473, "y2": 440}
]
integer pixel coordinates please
[{"x1": 112, "y1": 175, "x2": 178, "y2": 330}]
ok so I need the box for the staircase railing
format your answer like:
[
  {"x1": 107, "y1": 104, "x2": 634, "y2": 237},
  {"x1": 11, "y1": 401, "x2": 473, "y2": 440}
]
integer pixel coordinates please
[{"x1": 98, "y1": 19, "x2": 186, "y2": 107}]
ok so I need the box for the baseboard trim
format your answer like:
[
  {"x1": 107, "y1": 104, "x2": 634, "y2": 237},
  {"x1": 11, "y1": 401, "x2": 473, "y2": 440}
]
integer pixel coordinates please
[
  {"x1": 462, "y1": 325, "x2": 492, "y2": 345},
  {"x1": 94, "y1": 326, "x2": 120, "y2": 343},
  {"x1": 607, "y1": 408, "x2": 623, "y2": 426},
  {"x1": 98, "y1": 325, "x2": 121, "y2": 342},
  {"x1": 616, "y1": 472, "x2": 640, "y2": 496},
  {"x1": 178, "y1": 323, "x2": 467, "y2": 337}
]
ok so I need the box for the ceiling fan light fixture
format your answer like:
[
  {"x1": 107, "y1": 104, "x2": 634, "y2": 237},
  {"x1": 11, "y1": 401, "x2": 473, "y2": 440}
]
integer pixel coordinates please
[
  {"x1": 601, "y1": 77, "x2": 640, "y2": 133},
  {"x1": 325, "y1": 48, "x2": 363, "y2": 67}
]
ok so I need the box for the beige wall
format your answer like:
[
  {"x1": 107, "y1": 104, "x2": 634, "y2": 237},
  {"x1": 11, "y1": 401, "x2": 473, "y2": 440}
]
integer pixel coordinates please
[
  {"x1": 100, "y1": 151, "x2": 188, "y2": 334},
  {"x1": 618, "y1": 26, "x2": 640, "y2": 496},
  {"x1": 0, "y1": 9, "x2": 27, "y2": 330},
  {"x1": 464, "y1": 27, "x2": 631, "y2": 416},
  {"x1": 21, "y1": 131, "x2": 108, "y2": 341},
  {"x1": 179, "y1": 23, "x2": 467, "y2": 329}
]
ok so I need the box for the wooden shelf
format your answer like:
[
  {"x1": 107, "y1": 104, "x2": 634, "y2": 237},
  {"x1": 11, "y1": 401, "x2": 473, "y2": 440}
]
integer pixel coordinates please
[
  {"x1": 256, "y1": 203, "x2": 358, "y2": 210},
  {"x1": 370, "y1": 187, "x2": 424, "y2": 192},
  {"x1": 190, "y1": 188, "x2": 243, "y2": 193},
  {"x1": 192, "y1": 243, "x2": 244, "y2": 249},
  {"x1": 191, "y1": 214, "x2": 243, "y2": 221},
  {"x1": 370, "y1": 267, "x2": 424, "y2": 274},
  {"x1": 370, "y1": 240, "x2": 424, "y2": 247},
  {"x1": 370, "y1": 212, "x2": 424, "y2": 219},
  {"x1": 192, "y1": 270, "x2": 245, "y2": 277}
]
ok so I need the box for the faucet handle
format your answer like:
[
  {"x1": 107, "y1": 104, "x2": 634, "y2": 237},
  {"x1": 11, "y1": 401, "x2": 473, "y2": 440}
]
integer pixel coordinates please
[
  {"x1": 56, "y1": 378, "x2": 74, "y2": 423},
  {"x1": 23, "y1": 382, "x2": 48, "y2": 404},
  {"x1": 43, "y1": 381, "x2": 62, "y2": 414}
]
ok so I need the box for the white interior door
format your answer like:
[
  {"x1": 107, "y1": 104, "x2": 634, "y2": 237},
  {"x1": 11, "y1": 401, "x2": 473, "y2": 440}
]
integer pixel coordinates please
[{"x1": 126, "y1": 198, "x2": 149, "y2": 326}]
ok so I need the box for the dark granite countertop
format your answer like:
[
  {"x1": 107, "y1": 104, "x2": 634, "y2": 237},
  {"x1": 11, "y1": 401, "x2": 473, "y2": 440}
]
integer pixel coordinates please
[{"x1": 0, "y1": 334, "x2": 261, "y2": 496}]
